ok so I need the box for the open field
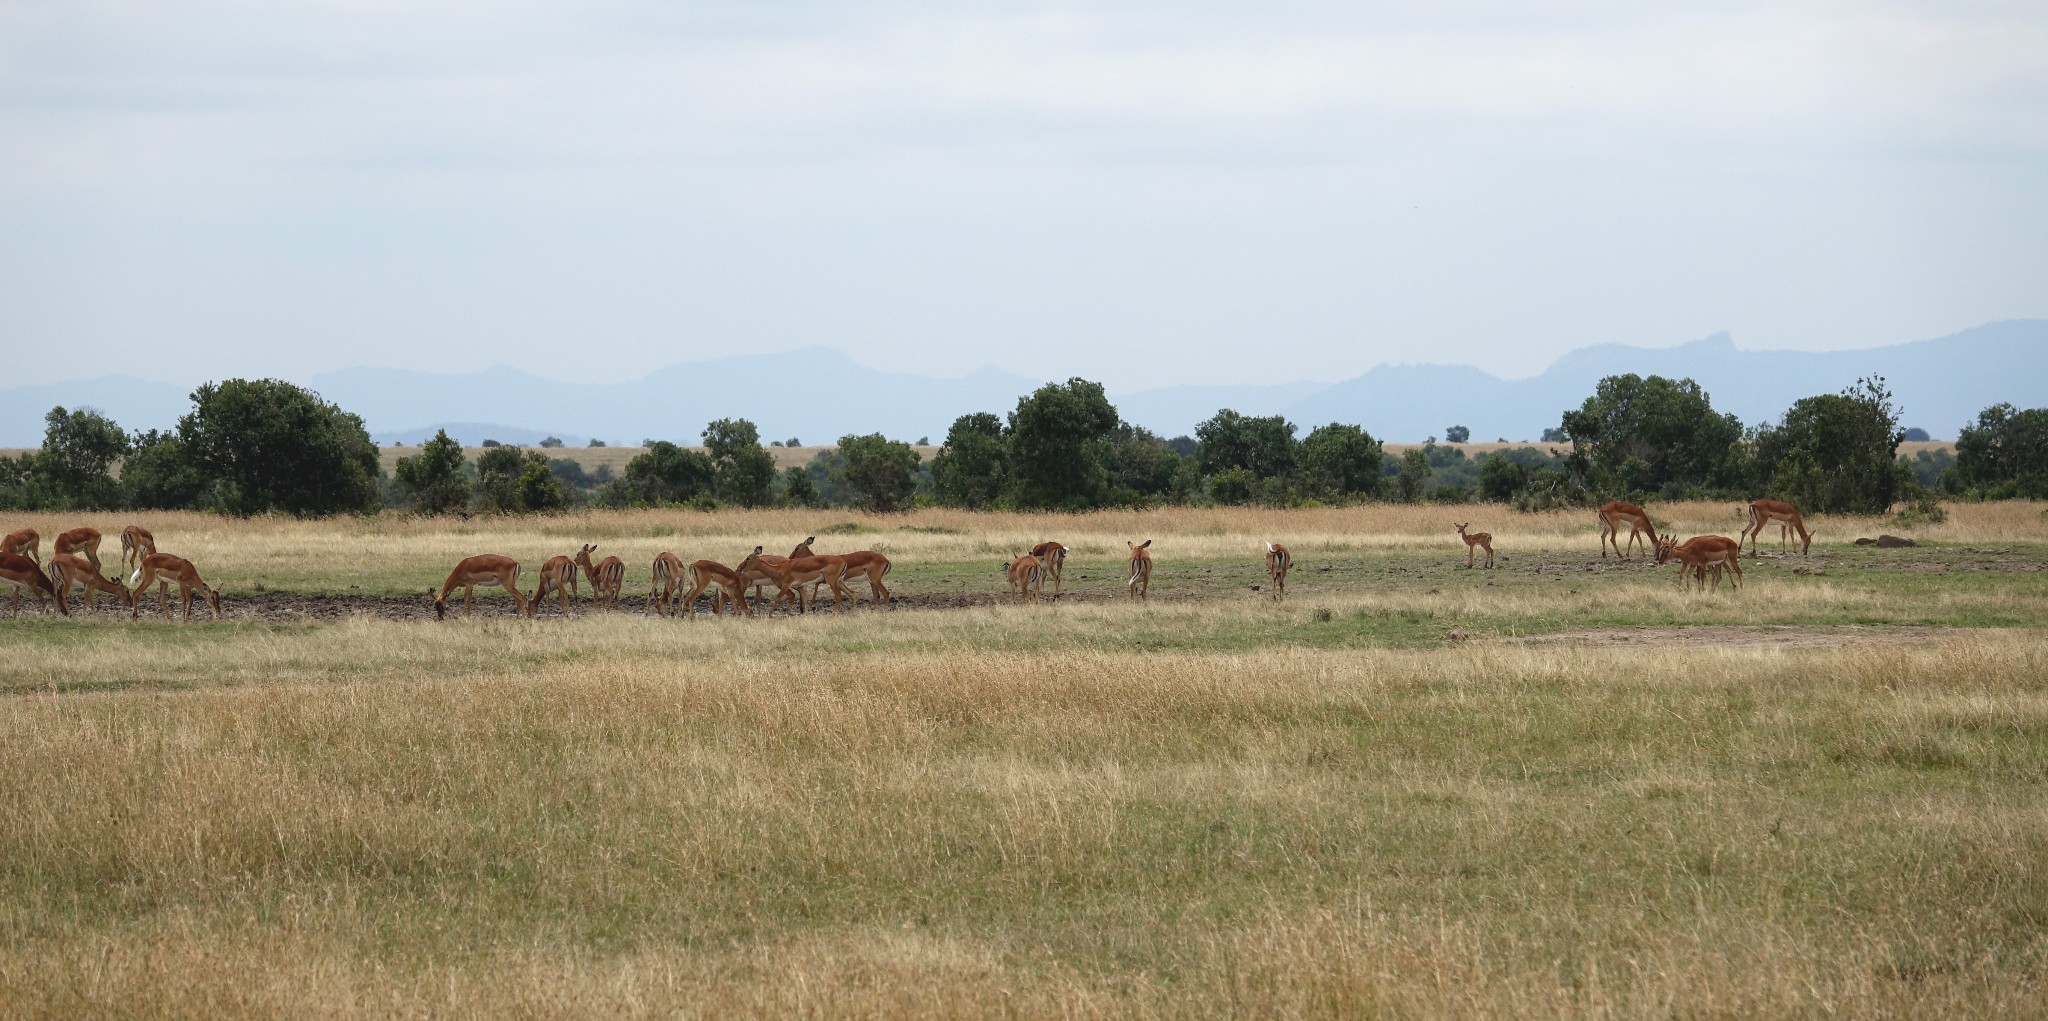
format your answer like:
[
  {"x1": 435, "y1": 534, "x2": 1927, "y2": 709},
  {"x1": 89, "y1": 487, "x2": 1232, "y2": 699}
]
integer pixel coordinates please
[{"x1": 4, "y1": 502, "x2": 2047, "y2": 1016}]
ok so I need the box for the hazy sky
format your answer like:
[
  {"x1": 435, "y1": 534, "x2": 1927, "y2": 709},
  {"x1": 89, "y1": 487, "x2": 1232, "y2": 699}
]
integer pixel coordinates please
[{"x1": 3, "y1": 1, "x2": 2043, "y2": 391}]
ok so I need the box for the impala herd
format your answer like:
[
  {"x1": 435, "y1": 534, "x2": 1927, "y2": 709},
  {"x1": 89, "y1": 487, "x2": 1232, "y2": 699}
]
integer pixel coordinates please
[{"x1": 3, "y1": 497, "x2": 1819, "y2": 622}]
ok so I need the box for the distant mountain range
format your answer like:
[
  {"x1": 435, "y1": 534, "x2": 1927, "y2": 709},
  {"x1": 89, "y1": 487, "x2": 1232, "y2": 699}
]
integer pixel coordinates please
[{"x1": 4, "y1": 320, "x2": 2043, "y2": 448}]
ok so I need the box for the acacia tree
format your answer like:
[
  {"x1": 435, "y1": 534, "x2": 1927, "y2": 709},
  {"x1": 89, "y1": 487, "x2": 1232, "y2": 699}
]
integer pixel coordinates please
[
  {"x1": 1950, "y1": 403, "x2": 2048, "y2": 498},
  {"x1": 177, "y1": 379, "x2": 380, "y2": 517},
  {"x1": 1296, "y1": 423, "x2": 1382, "y2": 499},
  {"x1": 1754, "y1": 376, "x2": 1906, "y2": 514},
  {"x1": 931, "y1": 412, "x2": 1008, "y2": 509},
  {"x1": 36, "y1": 406, "x2": 129, "y2": 510},
  {"x1": 123, "y1": 429, "x2": 207, "y2": 510},
  {"x1": 836, "y1": 433, "x2": 920, "y2": 512},
  {"x1": 1195, "y1": 410, "x2": 1297, "y2": 480},
  {"x1": 1559, "y1": 374, "x2": 1745, "y2": 498},
  {"x1": 619, "y1": 441, "x2": 715, "y2": 506},
  {"x1": 703, "y1": 418, "x2": 776, "y2": 508},
  {"x1": 1007, "y1": 379, "x2": 1119, "y2": 508}
]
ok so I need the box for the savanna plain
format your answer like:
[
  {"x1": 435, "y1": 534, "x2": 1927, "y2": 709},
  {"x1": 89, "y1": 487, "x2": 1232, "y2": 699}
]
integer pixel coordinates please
[{"x1": 4, "y1": 502, "x2": 2048, "y2": 1018}]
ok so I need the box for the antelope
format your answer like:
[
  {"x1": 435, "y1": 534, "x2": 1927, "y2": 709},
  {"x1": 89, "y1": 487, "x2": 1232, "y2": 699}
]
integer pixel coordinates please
[
  {"x1": 1597, "y1": 502, "x2": 1658, "y2": 559},
  {"x1": 1005, "y1": 553, "x2": 1044, "y2": 603},
  {"x1": 1654, "y1": 536, "x2": 1743, "y2": 593},
  {"x1": 1454, "y1": 523, "x2": 1494, "y2": 569},
  {"x1": 1, "y1": 551, "x2": 64, "y2": 617},
  {"x1": 430, "y1": 554, "x2": 527, "y2": 620},
  {"x1": 48, "y1": 552, "x2": 134, "y2": 614},
  {"x1": 679, "y1": 559, "x2": 752, "y2": 619},
  {"x1": 1265, "y1": 542, "x2": 1291, "y2": 599},
  {"x1": 649, "y1": 551, "x2": 687, "y2": 617},
  {"x1": 129, "y1": 552, "x2": 223, "y2": 621},
  {"x1": 736, "y1": 545, "x2": 854, "y2": 616},
  {"x1": 578, "y1": 545, "x2": 626, "y2": 611},
  {"x1": 119, "y1": 525, "x2": 156, "y2": 571},
  {"x1": 1739, "y1": 499, "x2": 1813, "y2": 557},
  {"x1": 1029, "y1": 541, "x2": 1069, "y2": 595},
  {"x1": 791, "y1": 538, "x2": 893, "y2": 608},
  {"x1": 54, "y1": 527, "x2": 104, "y2": 571},
  {"x1": 532, "y1": 544, "x2": 593, "y2": 617},
  {"x1": 1127, "y1": 540, "x2": 1152, "y2": 601},
  {"x1": 1, "y1": 528, "x2": 38, "y2": 565},
  {"x1": 742, "y1": 538, "x2": 809, "y2": 605}
]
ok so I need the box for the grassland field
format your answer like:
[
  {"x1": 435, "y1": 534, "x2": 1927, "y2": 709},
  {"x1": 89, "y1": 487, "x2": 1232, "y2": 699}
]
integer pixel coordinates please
[{"x1": 3, "y1": 500, "x2": 2046, "y2": 1017}]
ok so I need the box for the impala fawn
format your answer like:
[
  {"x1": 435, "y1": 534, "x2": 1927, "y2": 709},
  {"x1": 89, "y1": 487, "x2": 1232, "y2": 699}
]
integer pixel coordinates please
[{"x1": 1454, "y1": 523, "x2": 1494, "y2": 569}]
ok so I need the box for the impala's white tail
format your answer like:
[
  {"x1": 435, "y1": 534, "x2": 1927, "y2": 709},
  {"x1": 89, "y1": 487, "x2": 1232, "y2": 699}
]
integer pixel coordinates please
[{"x1": 128, "y1": 568, "x2": 142, "y2": 586}]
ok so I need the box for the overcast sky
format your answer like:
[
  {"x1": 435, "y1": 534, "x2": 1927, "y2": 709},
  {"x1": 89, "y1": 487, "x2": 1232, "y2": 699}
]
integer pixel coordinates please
[{"x1": 3, "y1": 0, "x2": 2043, "y2": 391}]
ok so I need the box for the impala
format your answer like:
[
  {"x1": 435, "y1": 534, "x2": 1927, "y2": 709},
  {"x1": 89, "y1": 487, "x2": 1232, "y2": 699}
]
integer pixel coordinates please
[
  {"x1": 129, "y1": 552, "x2": 223, "y2": 621},
  {"x1": 1, "y1": 528, "x2": 38, "y2": 564},
  {"x1": 678, "y1": 559, "x2": 752, "y2": 619},
  {"x1": 1454, "y1": 523, "x2": 1494, "y2": 569},
  {"x1": 1265, "y1": 542, "x2": 1292, "y2": 599},
  {"x1": 430, "y1": 554, "x2": 527, "y2": 620},
  {"x1": 1004, "y1": 552, "x2": 1044, "y2": 603},
  {"x1": 1597, "y1": 502, "x2": 1658, "y2": 559},
  {"x1": 1127, "y1": 540, "x2": 1153, "y2": 601},
  {"x1": 1029, "y1": 541, "x2": 1069, "y2": 595},
  {"x1": 1739, "y1": 499, "x2": 1813, "y2": 557},
  {"x1": 1654, "y1": 536, "x2": 1743, "y2": 593},
  {"x1": 737, "y1": 545, "x2": 854, "y2": 616},
  {"x1": 648, "y1": 552, "x2": 687, "y2": 617},
  {"x1": 791, "y1": 538, "x2": 893, "y2": 608},
  {"x1": 54, "y1": 527, "x2": 104, "y2": 571},
  {"x1": 532, "y1": 544, "x2": 593, "y2": 617},
  {"x1": 48, "y1": 552, "x2": 134, "y2": 614},
  {"x1": 1, "y1": 551, "x2": 64, "y2": 616},
  {"x1": 741, "y1": 539, "x2": 810, "y2": 604},
  {"x1": 577, "y1": 545, "x2": 626, "y2": 611},
  {"x1": 119, "y1": 525, "x2": 156, "y2": 571}
]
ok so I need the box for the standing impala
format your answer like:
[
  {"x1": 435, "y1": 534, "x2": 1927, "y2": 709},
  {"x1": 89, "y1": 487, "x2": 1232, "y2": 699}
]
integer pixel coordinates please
[
  {"x1": 678, "y1": 559, "x2": 752, "y2": 619},
  {"x1": 578, "y1": 545, "x2": 626, "y2": 611},
  {"x1": 129, "y1": 552, "x2": 223, "y2": 621},
  {"x1": 1264, "y1": 542, "x2": 1291, "y2": 599},
  {"x1": 1, "y1": 528, "x2": 38, "y2": 565},
  {"x1": 1005, "y1": 552, "x2": 1044, "y2": 603},
  {"x1": 430, "y1": 554, "x2": 527, "y2": 620},
  {"x1": 791, "y1": 538, "x2": 893, "y2": 608},
  {"x1": 54, "y1": 527, "x2": 104, "y2": 571},
  {"x1": 1597, "y1": 502, "x2": 1658, "y2": 559},
  {"x1": 1738, "y1": 498, "x2": 1813, "y2": 557},
  {"x1": 1029, "y1": 541, "x2": 1069, "y2": 596},
  {"x1": 648, "y1": 551, "x2": 687, "y2": 617},
  {"x1": 736, "y1": 545, "x2": 854, "y2": 616},
  {"x1": 1454, "y1": 524, "x2": 1494, "y2": 569},
  {"x1": 119, "y1": 525, "x2": 156, "y2": 572},
  {"x1": 48, "y1": 552, "x2": 134, "y2": 614},
  {"x1": 532, "y1": 545, "x2": 592, "y2": 617},
  {"x1": 1654, "y1": 535, "x2": 1744, "y2": 593},
  {"x1": 1, "y1": 551, "x2": 64, "y2": 616},
  {"x1": 1127, "y1": 540, "x2": 1153, "y2": 601}
]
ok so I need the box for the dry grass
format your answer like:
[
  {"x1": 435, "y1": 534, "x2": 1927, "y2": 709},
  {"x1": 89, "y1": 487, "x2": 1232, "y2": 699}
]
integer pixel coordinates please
[{"x1": 3, "y1": 620, "x2": 2047, "y2": 1017}]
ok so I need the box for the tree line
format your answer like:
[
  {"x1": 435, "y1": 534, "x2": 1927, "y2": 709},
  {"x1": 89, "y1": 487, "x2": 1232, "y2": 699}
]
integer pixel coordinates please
[{"x1": 4, "y1": 374, "x2": 2043, "y2": 518}]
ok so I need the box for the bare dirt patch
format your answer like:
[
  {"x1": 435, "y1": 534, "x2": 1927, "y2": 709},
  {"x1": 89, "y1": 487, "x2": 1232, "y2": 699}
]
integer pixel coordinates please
[{"x1": 1511, "y1": 625, "x2": 1957, "y2": 649}]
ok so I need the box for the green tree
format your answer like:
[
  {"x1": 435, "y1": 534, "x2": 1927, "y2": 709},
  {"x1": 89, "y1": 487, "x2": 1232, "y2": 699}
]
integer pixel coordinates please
[
  {"x1": 1296, "y1": 423, "x2": 1383, "y2": 499},
  {"x1": 1444, "y1": 425, "x2": 1470, "y2": 443},
  {"x1": 930, "y1": 412, "x2": 1009, "y2": 509},
  {"x1": 703, "y1": 418, "x2": 776, "y2": 508},
  {"x1": 178, "y1": 379, "x2": 380, "y2": 516},
  {"x1": 123, "y1": 429, "x2": 208, "y2": 510},
  {"x1": 474, "y1": 445, "x2": 529, "y2": 513},
  {"x1": 1195, "y1": 410, "x2": 1297, "y2": 479},
  {"x1": 835, "y1": 433, "x2": 920, "y2": 512},
  {"x1": 1106, "y1": 423, "x2": 1182, "y2": 504},
  {"x1": 0, "y1": 452, "x2": 43, "y2": 510},
  {"x1": 621, "y1": 441, "x2": 716, "y2": 506},
  {"x1": 1559, "y1": 375, "x2": 1745, "y2": 498},
  {"x1": 1477, "y1": 452, "x2": 1529, "y2": 503},
  {"x1": 1950, "y1": 403, "x2": 2048, "y2": 498},
  {"x1": 1207, "y1": 466, "x2": 1255, "y2": 505},
  {"x1": 779, "y1": 465, "x2": 820, "y2": 507},
  {"x1": 1394, "y1": 448, "x2": 1432, "y2": 503},
  {"x1": 1754, "y1": 377, "x2": 1907, "y2": 514},
  {"x1": 516, "y1": 456, "x2": 571, "y2": 512},
  {"x1": 392, "y1": 429, "x2": 470, "y2": 514},
  {"x1": 1007, "y1": 379, "x2": 1120, "y2": 508},
  {"x1": 36, "y1": 406, "x2": 129, "y2": 509}
]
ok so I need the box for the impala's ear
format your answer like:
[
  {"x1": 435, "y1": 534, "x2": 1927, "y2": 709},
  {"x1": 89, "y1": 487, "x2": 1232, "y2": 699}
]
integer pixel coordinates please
[{"x1": 1140, "y1": 539, "x2": 1152, "y2": 549}]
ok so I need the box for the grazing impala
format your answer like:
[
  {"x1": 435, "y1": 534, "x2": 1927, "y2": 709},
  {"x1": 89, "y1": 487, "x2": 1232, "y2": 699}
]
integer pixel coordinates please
[
  {"x1": 129, "y1": 552, "x2": 223, "y2": 621},
  {"x1": 1654, "y1": 536, "x2": 1743, "y2": 593},
  {"x1": 678, "y1": 559, "x2": 752, "y2": 619},
  {"x1": 1454, "y1": 523, "x2": 1494, "y2": 569},
  {"x1": 1, "y1": 551, "x2": 64, "y2": 616},
  {"x1": 54, "y1": 527, "x2": 104, "y2": 571},
  {"x1": 1, "y1": 528, "x2": 38, "y2": 565},
  {"x1": 430, "y1": 554, "x2": 527, "y2": 620},
  {"x1": 740, "y1": 539, "x2": 811, "y2": 605},
  {"x1": 119, "y1": 525, "x2": 156, "y2": 572},
  {"x1": 1029, "y1": 541, "x2": 1069, "y2": 595},
  {"x1": 791, "y1": 538, "x2": 893, "y2": 608},
  {"x1": 1597, "y1": 502, "x2": 1658, "y2": 559},
  {"x1": 1739, "y1": 498, "x2": 1813, "y2": 557},
  {"x1": 648, "y1": 552, "x2": 687, "y2": 617},
  {"x1": 1127, "y1": 540, "x2": 1153, "y2": 601},
  {"x1": 1005, "y1": 552, "x2": 1044, "y2": 603},
  {"x1": 577, "y1": 545, "x2": 626, "y2": 611},
  {"x1": 532, "y1": 545, "x2": 592, "y2": 617},
  {"x1": 48, "y1": 552, "x2": 134, "y2": 614},
  {"x1": 1265, "y1": 542, "x2": 1292, "y2": 599},
  {"x1": 737, "y1": 545, "x2": 854, "y2": 616}
]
